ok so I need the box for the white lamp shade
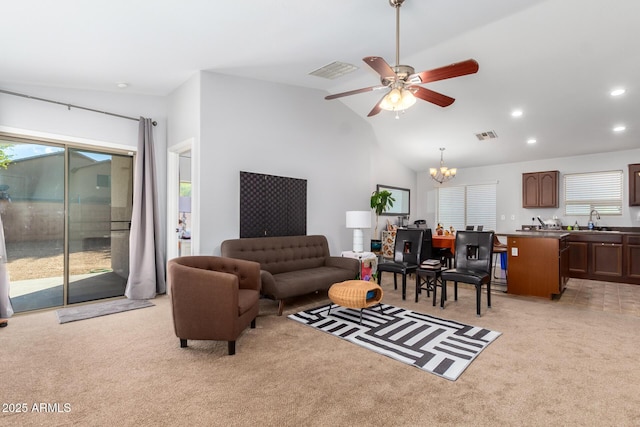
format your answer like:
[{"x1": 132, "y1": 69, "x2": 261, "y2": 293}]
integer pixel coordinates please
[{"x1": 346, "y1": 211, "x2": 371, "y2": 229}]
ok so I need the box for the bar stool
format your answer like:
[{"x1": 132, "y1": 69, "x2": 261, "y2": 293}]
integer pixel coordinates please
[{"x1": 492, "y1": 234, "x2": 508, "y2": 280}]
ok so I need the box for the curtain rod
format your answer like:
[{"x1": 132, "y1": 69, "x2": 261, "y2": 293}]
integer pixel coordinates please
[{"x1": 0, "y1": 88, "x2": 157, "y2": 126}]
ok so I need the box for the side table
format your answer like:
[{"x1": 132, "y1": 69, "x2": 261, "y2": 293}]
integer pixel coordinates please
[{"x1": 416, "y1": 266, "x2": 446, "y2": 308}]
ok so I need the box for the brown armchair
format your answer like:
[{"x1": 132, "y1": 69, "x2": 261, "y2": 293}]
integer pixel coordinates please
[{"x1": 168, "y1": 256, "x2": 261, "y2": 355}]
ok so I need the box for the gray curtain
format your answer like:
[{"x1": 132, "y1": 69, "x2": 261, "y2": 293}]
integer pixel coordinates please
[
  {"x1": 0, "y1": 210, "x2": 13, "y2": 318},
  {"x1": 125, "y1": 118, "x2": 166, "y2": 299}
]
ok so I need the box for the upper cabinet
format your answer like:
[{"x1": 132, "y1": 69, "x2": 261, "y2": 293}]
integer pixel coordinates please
[
  {"x1": 630, "y1": 164, "x2": 640, "y2": 206},
  {"x1": 522, "y1": 171, "x2": 559, "y2": 208}
]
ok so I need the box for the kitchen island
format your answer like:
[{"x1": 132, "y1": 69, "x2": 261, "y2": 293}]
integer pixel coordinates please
[{"x1": 505, "y1": 231, "x2": 570, "y2": 298}]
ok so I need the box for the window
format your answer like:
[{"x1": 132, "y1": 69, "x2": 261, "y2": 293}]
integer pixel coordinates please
[
  {"x1": 564, "y1": 170, "x2": 622, "y2": 216},
  {"x1": 437, "y1": 183, "x2": 497, "y2": 231}
]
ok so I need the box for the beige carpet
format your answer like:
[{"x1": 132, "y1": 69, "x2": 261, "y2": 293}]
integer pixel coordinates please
[{"x1": 2, "y1": 278, "x2": 640, "y2": 426}]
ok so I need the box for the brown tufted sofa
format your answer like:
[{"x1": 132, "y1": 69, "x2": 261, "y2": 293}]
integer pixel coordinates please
[{"x1": 221, "y1": 235, "x2": 359, "y2": 315}]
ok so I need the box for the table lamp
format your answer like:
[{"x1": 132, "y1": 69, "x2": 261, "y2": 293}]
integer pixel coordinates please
[{"x1": 346, "y1": 211, "x2": 371, "y2": 252}]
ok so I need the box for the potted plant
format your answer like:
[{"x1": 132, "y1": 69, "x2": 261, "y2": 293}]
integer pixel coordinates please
[{"x1": 370, "y1": 189, "x2": 395, "y2": 241}]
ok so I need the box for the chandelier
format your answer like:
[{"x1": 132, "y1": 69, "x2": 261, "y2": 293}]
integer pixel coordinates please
[{"x1": 430, "y1": 148, "x2": 457, "y2": 184}]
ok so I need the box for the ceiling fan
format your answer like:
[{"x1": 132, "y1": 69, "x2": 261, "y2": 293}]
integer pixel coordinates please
[{"x1": 325, "y1": 0, "x2": 479, "y2": 117}]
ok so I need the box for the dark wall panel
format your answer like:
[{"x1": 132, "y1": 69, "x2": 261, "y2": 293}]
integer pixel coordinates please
[{"x1": 240, "y1": 171, "x2": 306, "y2": 238}]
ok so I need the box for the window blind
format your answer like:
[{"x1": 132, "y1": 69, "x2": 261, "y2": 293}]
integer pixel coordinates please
[
  {"x1": 564, "y1": 170, "x2": 622, "y2": 216},
  {"x1": 467, "y1": 184, "x2": 497, "y2": 230},
  {"x1": 438, "y1": 186, "x2": 465, "y2": 230},
  {"x1": 437, "y1": 183, "x2": 497, "y2": 231}
]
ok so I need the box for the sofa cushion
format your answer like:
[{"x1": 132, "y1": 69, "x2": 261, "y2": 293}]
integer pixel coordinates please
[{"x1": 266, "y1": 266, "x2": 357, "y2": 300}]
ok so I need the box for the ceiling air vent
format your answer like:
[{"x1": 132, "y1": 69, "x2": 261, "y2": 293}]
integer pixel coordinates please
[
  {"x1": 475, "y1": 130, "x2": 498, "y2": 141},
  {"x1": 309, "y1": 61, "x2": 358, "y2": 80}
]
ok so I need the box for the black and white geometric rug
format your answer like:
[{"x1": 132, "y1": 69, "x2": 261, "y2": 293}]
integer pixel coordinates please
[{"x1": 288, "y1": 303, "x2": 501, "y2": 381}]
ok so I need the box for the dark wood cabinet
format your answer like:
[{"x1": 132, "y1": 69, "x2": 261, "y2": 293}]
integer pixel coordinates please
[
  {"x1": 568, "y1": 241, "x2": 588, "y2": 274},
  {"x1": 592, "y1": 243, "x2": 623, "y2": 277},
  {"x1": 522, "y1": 171, "x2": 559, "y2": 208},
  {"x1": 625, "y1": 235, "x2": 640, "y2": 280},
  {"x1": 630, "y1": 164, "x2": 640, "y2": 206},
  {"x1": 568, "y1": 233, "x2": 630, "y2": 282}
]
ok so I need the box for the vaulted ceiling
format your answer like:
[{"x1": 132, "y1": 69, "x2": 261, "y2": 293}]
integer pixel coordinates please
[{"x1": 1, "y1": 0, "x2": 637, "y2": 171}]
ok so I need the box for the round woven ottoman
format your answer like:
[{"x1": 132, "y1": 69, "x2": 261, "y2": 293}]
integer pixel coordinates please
[{"x1": 327, "y1": 280, "x2": 384, "y2": 324}]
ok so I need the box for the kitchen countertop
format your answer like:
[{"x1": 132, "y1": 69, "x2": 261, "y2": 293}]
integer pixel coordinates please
[
  {"x1": 516, "y1": 229, "x2": 640, "y2": 236},
  {"x1": 508, "y1": 231, "x2": 570, "y2": 239}
]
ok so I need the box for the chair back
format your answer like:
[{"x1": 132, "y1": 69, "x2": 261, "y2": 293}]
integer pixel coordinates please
[
  {"x1": 420, "y1": 229, "x2": 434, "y2": 262},
  {"x1": 454, "y1": 231, "x2": 494, "y2": 273},
  {"x1": 477, "y1": 225, "x2": 484, "y2": 231},
  {"x1": 393, "y1": 229, "x2": 424, "y2": 265},
  {"x1": 465, "y1": 225, "x2": 474, "y2": 230}
]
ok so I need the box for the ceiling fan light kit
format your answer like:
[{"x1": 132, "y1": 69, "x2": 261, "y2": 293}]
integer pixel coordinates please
[
  {"x1": 324, "y1": 0, "x2": 479, "y2": 118},
  {"x1": 379, "y1": 87, "x2": 416, "y2": 111}
]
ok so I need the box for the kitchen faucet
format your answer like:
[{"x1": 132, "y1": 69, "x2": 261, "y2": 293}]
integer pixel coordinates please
[{"x1": 589, "y1": 209, "x2": 600, "y2": 227}]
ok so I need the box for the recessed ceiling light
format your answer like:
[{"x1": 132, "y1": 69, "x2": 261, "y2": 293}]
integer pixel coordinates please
[
  {"x1": 610, "y1": 88, "x2": 626, "y2": 97},
  {"x1": 511, "y1": 109, "x2": 523, "y2": 117},
  {"x1": 116, "y1": 82, "x2": 129, "y2": 89},
  {"x1": 527, "y1": 138, "x2": 537, "y2": 144},
  {"x1": 613, "y1": 125, "x2": 626, "y2": 132}
]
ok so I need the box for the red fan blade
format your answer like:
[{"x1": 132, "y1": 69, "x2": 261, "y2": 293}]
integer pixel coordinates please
[
  {"x1": 412, "y1": 86, "x2": 455, "y2": 107},
  {"x1": 409, "y1": 59, "x2": 479, "y2": 84},
  {"x1": 363, "y1": 56, "x2": 396, "y2": 79},
  {"x1": 367, "y1": 103, "x2": 383, "y2": 117},
  {"x1": 325, "y1": 85, "x2": 386, "y2": 100},
  {"x1": 367, "y1": 93, "x2": 388, "y2": 117}
]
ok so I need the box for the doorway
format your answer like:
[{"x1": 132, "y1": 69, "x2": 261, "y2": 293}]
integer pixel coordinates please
[
  {"x1": 0, "y1": 135, "x2": 134, "y2": 312},
  {"x1": 167, "y1": 138, "x2": 198, "y2": 261}
]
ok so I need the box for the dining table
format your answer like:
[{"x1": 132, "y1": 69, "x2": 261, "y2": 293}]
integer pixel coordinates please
[{"x1": 432, "y1": 234, "x2": 456, "y2": 255}]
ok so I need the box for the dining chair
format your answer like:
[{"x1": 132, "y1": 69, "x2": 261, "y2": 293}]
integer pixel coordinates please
[
  {"x1": 440, "y1": 231, "x2": 494, "y2": 316},
  {"x1": 377, "y1": 228, "x2": 423, "y2": 300},
  {"x1": 465, "y1": 225, "x2": 475, "y2": 230},
  {"x1": 477, "y1": 225, "x2": 484, "y2": 231},
  {"x1": 420, "y1": 229, "x2": 435, "y2": 263}
]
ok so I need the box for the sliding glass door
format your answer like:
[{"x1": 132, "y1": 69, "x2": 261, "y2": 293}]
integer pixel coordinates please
[
  {"x1": 0, "y1": 137, "x2": 133, "y2": 312},
  {"x1": 0, "y1": 142, "x2": 65, "y2": 311},
  {"x1": 67, "y1": 149, "x2": 133, "y2": 304}
]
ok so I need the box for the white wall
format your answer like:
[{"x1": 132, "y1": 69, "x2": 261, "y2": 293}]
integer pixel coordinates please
[
  {"x1": 167, "y1": 75, "x2": 200, "y2": 148},
  {"x1": 417, "y1": 148, "x2": 640, "y2": 232},
  {"x1": 176, "y1": 71, "x2": 416, "y2": 256}
]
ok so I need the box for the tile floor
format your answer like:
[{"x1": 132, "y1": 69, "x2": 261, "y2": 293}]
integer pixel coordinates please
[
  {"x1": 490, "y1": 269, "x2": 640, "y2": 316},
  {"x1": 558, "y1": 278, "x2": 640, "y2": 316}
]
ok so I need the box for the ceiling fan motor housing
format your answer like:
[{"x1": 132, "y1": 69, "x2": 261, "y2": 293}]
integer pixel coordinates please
[{"x1": 381, "y1": 64, "x2": 415, "y2": 86}]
